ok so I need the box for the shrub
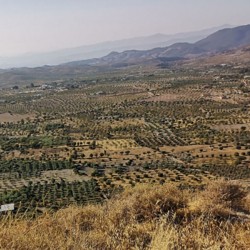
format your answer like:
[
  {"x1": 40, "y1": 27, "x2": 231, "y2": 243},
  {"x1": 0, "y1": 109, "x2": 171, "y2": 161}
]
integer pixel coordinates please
[{"x1": 190, "y1": 180, "x2": 248, "y2": 218}]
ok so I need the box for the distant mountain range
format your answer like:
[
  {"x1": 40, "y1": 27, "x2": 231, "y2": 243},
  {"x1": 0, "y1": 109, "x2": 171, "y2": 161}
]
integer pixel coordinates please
[
  {"x1": 0, "y1": 25, "x2": 232, "y2": 69},
  {"x1": 0, "y1": 24, "x2": 250, "y2": 87},
  {"x1": 68, "y1": 24, "x2": 250, "y2": 68}
]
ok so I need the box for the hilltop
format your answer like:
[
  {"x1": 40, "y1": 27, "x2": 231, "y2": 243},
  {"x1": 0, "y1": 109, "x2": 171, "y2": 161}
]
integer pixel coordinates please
[{"x1": 0, "y1": 181, "x2": 249, "y2": 249}]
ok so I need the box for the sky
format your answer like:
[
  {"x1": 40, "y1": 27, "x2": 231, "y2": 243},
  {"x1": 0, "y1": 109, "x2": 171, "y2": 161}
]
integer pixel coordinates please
[{"x1": 0, "y1": 0, "x2": 249, "y2": 57}]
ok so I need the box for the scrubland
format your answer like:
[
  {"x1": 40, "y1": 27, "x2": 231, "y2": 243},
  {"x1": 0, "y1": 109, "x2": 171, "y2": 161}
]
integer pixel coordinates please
[{"x1": 0, "y1": 180, "x2": 249, "y2": 250}]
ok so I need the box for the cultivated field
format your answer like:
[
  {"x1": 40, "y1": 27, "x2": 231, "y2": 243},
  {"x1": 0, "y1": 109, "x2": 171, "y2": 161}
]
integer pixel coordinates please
[{"x1": 0, "y1": 65, "x2": 249, "y2": 213}]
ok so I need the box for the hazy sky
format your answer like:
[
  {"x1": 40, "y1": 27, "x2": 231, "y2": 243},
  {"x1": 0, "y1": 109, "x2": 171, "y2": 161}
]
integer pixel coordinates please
[{"x1": 0, "y1": 0, "x2": 249, "y2": 56}]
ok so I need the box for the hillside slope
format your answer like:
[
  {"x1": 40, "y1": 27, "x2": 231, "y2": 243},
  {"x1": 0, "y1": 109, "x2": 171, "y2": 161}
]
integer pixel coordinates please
[
  {"x1": 195, "y1": 24, "x2": 250, "y2": 52},
  {"x1": 0, "y1": 181, "x2": 249, "y2": 250},
  {"x1": 182, "y1": 44, "x2": 250, "y2": 68}
]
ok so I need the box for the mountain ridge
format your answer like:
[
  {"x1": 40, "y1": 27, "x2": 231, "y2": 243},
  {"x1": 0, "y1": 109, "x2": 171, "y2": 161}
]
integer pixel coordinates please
[
  {"x1": 65, "y1": 24, "x2": 250, "y2": 67},
  {"x1": 0, "y1": 24, "x2": 250, "y2": 86},
  {"x1": 0, "y1": 25, "x2": 232, "y2": 69}
]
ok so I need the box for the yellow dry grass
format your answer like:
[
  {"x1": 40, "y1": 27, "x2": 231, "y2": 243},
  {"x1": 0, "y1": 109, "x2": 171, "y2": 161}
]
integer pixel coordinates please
[{"x1": 0, "y1": 181, "x2": 249, "y2": 250}]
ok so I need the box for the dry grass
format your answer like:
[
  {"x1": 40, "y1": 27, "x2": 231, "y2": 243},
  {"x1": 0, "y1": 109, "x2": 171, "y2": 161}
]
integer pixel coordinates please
[{"x1": 0, "y1": 181, "x2": 249, "y2": 250}]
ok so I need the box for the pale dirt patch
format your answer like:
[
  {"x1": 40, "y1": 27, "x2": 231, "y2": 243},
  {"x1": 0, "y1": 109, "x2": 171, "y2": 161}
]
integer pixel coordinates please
[
  {"x1": 73, "y1": 139, "x2": 140, "y2": 151},
  {"x1": 145, "y1": 93, "x2": 185, "y2": 102},
  {"x1": 0, "y1": 169, "x2": 91, "y2": 192},
  {"x1": 160, "y1": 145, "x2": 211, "y2": 153},
  {"x1": 0, "y1": 112, "x2": 35, "y2": 123},
  {"x1": 41, "y1": 169, "x2": 90, "y2": 182},
  {"x1": 211, "y1": 123, "x2": 250, "y2": 131},
  {"x1": 97, "y1": 139, "x2": 139, "y2": 150},
  {"x1": 101, "y1": 118, "x2": 145, "y2": 128}
]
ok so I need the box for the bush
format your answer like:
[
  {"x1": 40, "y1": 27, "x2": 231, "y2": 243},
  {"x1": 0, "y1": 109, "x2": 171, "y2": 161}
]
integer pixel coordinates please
[{"x1": 190, "y1": 180, "x2": 248, "y2": 218}]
